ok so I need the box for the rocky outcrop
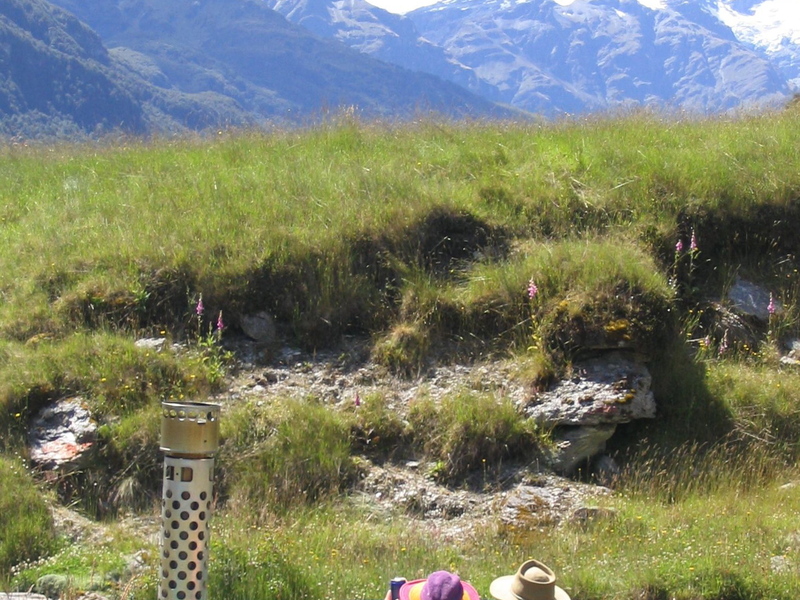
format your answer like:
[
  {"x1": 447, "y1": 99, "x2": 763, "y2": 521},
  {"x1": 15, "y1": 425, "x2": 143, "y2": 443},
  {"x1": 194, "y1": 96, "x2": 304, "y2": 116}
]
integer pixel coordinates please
[
  {"x1": 524, "y1": 354, "x2": 655, "y2": 426},
  {"x1": 524, "y1": 352, "x2": 656, "y2": 474},
  {"x1": 497, "y1": 477, "x2": 611, "y2": 528},
  {"x1": 29, "y1": 397, "x2": 97, "y2": 472},
  {"x1": 240, "y1": 311, "x2": 277, "y2": 346}
]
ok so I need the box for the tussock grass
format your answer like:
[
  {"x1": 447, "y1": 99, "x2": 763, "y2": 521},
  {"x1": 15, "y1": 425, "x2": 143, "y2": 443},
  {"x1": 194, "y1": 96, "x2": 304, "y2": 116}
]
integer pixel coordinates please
[
  {"x1": 408, "y1": 391, "x2": 543, "y2": 483},
  {"x1": 222, "y1": 398, "x2": 356, "y2": 516}
]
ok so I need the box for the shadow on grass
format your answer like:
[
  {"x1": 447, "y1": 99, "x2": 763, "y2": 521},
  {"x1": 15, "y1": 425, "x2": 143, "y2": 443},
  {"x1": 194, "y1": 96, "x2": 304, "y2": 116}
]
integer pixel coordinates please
[{"x1": 609, "y1": 338, "x2": 735, "y2": 458}]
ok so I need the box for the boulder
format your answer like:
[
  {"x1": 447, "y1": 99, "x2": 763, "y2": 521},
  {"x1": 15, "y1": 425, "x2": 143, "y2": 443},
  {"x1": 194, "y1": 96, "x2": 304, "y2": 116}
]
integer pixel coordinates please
[
  {"x1": 134, "y1": 337, "x2": 166, "y2": 351},
  {"x1": 35, "y1": 575, "x2": 68, "y2": 599},
  {"x1": 728, "y1": 277, "x2": 780, "y2": 322},
  {"x1": 240, "y1": 311, "x2": 277, "y2": 345},
  {"x1": 547, "y1": 424, "x2": 617, "y2": 473},
  {"x1": 591, "y1": 454, "x2": 621, "y2": 487},
  {"x1": 780, "y1": 339, "x2": 800, "y2": 366},
  {"x1": 499, "y1": 478, "x2": 611, "y2": 527},
  {"x1": 29, "y1": 397, "x2": 97, "y2": 472},
  {"x1": 524, "y1": 353, "x2": 655, "y2": 427}
]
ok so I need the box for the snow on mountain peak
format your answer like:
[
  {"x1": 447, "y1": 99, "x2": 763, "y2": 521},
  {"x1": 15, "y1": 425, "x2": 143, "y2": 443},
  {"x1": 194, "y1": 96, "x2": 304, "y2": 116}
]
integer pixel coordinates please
[
  {"x1": 636, "y1": 0, "x2": 667, "y2": 8},
  {"x1": 717, "y1": 0, "x2": 800, "y2": 52},
  {"x1": 552, "y1": 0, "x2": 666, "y2": 7}
]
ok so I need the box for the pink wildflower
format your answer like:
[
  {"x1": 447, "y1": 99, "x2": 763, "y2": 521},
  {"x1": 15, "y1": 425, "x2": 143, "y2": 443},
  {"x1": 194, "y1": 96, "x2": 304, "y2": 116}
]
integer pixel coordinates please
[
  {"x1": 216, "y1": 311, "x2": 225, "y2": 332},
  {"x1": 690, "y1": 229, "x2": 698, "y2": 252},
  {"x1": 768, "y1": 293, "x2": 776, "y2": 316},
  {"x1": 675, "y1": 239, "x2": 683, "y2": 254},
  {"x1": 527, "y1": 278, "x2": 538, "y2": 300},
  {"x1": 719, "y1": 331, "x2": 729, "y2": 356},
  {"x1": 196, "y1": 296, "x2": 204, "y2": 316},
  {"x1": 355, "y1": 392, "x2": 361, "y2": 407}
]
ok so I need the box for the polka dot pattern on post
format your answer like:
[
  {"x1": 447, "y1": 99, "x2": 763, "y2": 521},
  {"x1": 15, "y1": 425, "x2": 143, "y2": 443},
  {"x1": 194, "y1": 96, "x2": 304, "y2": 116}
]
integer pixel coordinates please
[{"x1": 159, "y1": 457, "x2": 214, "y2": 600}]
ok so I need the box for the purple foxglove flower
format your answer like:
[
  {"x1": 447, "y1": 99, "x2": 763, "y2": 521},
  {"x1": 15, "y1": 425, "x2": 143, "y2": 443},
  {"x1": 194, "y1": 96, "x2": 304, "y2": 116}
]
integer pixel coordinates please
[
  {"x1": 216, "y1": 311, "x2": 225, "y2": 332},
  {"x1": 355, "y1": 392, "x2": 361, "y2": 407},
  {"x1": 690, "y1": 229, "x2": 698, "y2": 252},
  {"x1": 675, "y1": 239, "x2": 683, "y2": 254},
  {"x1": 196, "y1": 296, "x2": 204, "y2": 316},
  {"x1": 768, "y1": 293, "x2": 776, "y2": 315},
  {"x1": 527, "y1": 278, "x2": 538, "y2": 300}
]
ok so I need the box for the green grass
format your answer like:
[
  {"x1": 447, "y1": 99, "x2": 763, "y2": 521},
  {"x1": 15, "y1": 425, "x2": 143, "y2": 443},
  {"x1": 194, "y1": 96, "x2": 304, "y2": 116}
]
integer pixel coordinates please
[
  {"x1": 222, "y1": 398, "x2": 357, "y2": 516},
  {"x1": 408, "y1": 390, "x2": 543, "y2": 483},
  {"x1": 0, "y1": 456, "x2": 59, "y2": 585},
  {"x1": 4, "y1": 106, "x2": 800, "y2": 598}
]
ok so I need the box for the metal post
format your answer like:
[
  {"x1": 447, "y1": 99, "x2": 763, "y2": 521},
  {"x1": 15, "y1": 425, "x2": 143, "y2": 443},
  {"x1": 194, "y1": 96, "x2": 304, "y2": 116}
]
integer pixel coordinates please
[{"x1": 158, "y1": 402, "x2": 220, "y2": 600}]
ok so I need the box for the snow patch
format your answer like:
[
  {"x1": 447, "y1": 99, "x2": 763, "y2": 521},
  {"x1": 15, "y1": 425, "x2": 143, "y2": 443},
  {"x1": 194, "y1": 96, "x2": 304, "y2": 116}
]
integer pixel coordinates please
[
  {"x1": 636, "y1": 0, "x2": 666, "y2": 9},
  {"x1": 553, "y1": 0, "x2": 665, "y2": 9},
  {"x1": 718, "y1": 0, "x2": 800, "y2": 52}
]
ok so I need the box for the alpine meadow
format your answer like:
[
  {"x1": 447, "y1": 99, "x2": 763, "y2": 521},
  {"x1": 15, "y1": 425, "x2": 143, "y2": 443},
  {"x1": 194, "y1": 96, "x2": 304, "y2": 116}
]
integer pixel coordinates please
[{"x1": 3, "y1": 103, "x2": 800, "y2": 600}]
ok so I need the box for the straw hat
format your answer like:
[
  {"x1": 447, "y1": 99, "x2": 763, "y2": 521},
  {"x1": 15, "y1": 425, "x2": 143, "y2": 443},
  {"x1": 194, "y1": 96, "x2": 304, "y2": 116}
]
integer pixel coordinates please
[
  {"x1": 489, "y1": 560, "x2": 570, "y2": 600},
  {"x1": 400, "y1": 571, "x2": 480, "y2": 600}
]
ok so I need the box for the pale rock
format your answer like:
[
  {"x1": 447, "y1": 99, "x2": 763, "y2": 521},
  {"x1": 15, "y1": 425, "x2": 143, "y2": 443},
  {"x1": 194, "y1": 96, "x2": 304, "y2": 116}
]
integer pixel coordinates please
[
  {"x1": 781, "y1": 339, "x2": 800, "y2": 366},
  {"x1": 29, "y1": 398, "x2": 97, "y2": 472},
  {"x1": 771, "y1": 555, "x2": 792, "y2": 574},
  {"x1": 134, "y1": 337, "x2": 166, "y2": 351},
  {"x1": 499, "y1": 479, "x2": 611, "y2": 527},
  {"x1": 240, "y1": 311, "x2": 277, "y2": 344},
  {"x1": 728, "y1": 277, "x2": 779, "y2": 322},
  {"x1": 548, "y1": 424, "x2": 617, "y2": 474},
  {"x1": 524, "y1": 353, "x2": 655, "y2": 427}
]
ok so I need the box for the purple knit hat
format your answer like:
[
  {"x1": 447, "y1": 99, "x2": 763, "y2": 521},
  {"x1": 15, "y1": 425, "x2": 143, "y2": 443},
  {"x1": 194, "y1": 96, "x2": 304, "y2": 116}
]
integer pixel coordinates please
[{"x1": 400, "y1": 572, "x2": 480, "y2": 600}]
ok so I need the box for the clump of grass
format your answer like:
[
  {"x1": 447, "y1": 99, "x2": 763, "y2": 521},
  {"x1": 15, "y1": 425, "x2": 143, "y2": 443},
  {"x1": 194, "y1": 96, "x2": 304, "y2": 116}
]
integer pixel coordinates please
[
  {"x1": 551, "y1": 482, "x2": 800, "y2": 600},
  {"x1": 371, "y1": 322, "x2": 430, "y2": 375},
  {"x1": 224, "y1": 398, "x2": 356, "y2": 517},
  {"x1": 408, "y1": 390, "x2": 542, "y2": 483},
  {"x1": 0, "y1": 456, "x2": 59, "y2": 585},
  {"x1": 705, "y1": 361, "x2": 800, "y2": 460},
  {"x1": 0, "y1": 333, "x2": 216, "y2": 447},
  {"x1": 616, "y1": 437, "x2": 785, "y2": 504},
  {"x1": 351, "y1": 391, "x2": 408, "y2": 457}
]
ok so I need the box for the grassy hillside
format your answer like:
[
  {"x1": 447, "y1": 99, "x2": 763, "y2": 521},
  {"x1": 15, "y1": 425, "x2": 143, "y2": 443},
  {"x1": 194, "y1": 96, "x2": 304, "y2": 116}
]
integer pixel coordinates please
[{"x1": 3, "y1": 106, "x2": 800, "y2": 599}]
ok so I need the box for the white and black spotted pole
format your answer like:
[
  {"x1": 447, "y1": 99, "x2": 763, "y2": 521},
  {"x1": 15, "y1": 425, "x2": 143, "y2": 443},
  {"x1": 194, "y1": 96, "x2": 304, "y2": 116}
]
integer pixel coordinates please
[{"x1": 158, "y1": 402, "x2": 220, "y2": 600}]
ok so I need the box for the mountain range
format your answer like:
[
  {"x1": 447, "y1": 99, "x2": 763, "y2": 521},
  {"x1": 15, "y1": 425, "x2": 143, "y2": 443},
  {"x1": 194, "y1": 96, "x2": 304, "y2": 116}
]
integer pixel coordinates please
[
  {"x1": 268, "y1": 0, "x2": 798, "y2": 115},
  {"x1": 1, "y1": 0, "x2": 798, "y2": 138},
  {"x1": 0, "y1": 0, "x2": 511, "y2": 138}
]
